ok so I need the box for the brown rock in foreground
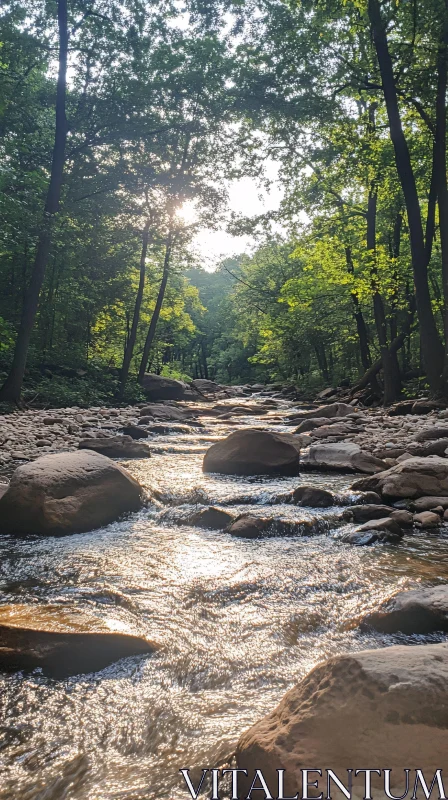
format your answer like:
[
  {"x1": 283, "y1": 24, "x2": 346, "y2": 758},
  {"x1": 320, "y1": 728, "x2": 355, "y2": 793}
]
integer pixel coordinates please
[
  {"x1": 0, "y1": 450, "x2": 142, "y2": 535},
  {"x1": 360, "y1": 586, "x2": 448, "y2": 633},
  {"x1": 0, "y1": 605, "x2": 157, "y2": 678},
  {"x1": 236, "y1": 644, "x2": 448, "y2": 797},
  {"x1": 203, "y1": 430, "x2": 301, "y2": 475}
]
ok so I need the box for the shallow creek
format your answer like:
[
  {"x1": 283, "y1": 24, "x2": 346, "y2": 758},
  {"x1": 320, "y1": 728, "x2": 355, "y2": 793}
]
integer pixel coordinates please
[{"x1": 1, "y1": 413, "x2": 448, "y2": 800}]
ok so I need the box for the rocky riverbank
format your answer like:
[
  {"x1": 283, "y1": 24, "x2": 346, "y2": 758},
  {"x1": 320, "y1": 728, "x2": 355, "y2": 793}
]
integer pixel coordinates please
[
  {"x1": 1, "y1": 388, "x2": 448, "y2": 471},
  {"x1": 1, "y1": 384, "x2": 448, "y2": 797}
]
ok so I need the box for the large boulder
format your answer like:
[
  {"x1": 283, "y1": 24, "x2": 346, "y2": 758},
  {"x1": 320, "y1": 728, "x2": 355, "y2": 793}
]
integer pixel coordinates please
[
  {"x1": 0, "y1": 450, "x2": 142, "y2": 536},
  {"x1": 360, "y1": 586, "x2": 448, "y2": 633},
  {"x1": 351, "y1": 456, "x2": 448, "y2": 499},
  {"x1": 0, "y1": 604, "x2": 156, "y2": 678},
  {"x1": 301, "y1": 442, "x2": 387, "y2": 474},
  {"x1": 140, "y1": 373, "x2": 187, "y2": 400},
  {"x1": 236, "y1": 643, "x2": 448, "y2": 798},
  {"x1": 79, "y1": 436, "x2": 151, "y2": 459},
  {"x1": 203, "y1": 430, "x2": 301, "y2": 476}
]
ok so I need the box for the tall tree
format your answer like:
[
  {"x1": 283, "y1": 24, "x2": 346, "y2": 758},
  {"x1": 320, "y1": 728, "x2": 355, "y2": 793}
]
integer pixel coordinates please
[
  {"x1": 0, "y1": 0, "x2": 68, "y2": 402},
  {"x1": 368, "y1": 0, "x2": 445, "y2": 394}
]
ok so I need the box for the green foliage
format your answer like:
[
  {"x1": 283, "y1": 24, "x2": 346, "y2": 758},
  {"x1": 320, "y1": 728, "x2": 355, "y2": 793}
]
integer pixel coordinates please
[{"x1": 1, "y1": 0, "x2": 448, "y2": 403}]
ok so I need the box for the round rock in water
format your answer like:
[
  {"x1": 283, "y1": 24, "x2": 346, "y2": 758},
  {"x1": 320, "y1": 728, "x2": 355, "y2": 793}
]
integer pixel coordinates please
[
  {"x1": 360, "y1": 586, "x2": 448, "y2": 633},
  {"x1": 203, "y1": 429, "x2": 301, "y2": 476},
  {"x1": 0, "y1": 449, "x2": 143, "y2": 536}
]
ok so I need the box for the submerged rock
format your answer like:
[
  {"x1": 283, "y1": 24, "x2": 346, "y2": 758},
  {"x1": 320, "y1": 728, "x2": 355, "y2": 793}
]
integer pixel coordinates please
[
  {"x1": 301, "y1": 442, "x2": 387, "y2": 474},
  {"x1": 0, "y1": 604, "x2": 156, "y2": 678},
  {"x1": 292, "y1": 485, "x2": 335, "y2": 508},
  {"x1": 341, "y1": 529, "x2": 394, "y2": 545},
  {"x1": 360, "y1": 586, "x2": 448, "y2": 633},
  {"x1": 356, "y1": 517, "x2": 403, "y2": 536},
  {"x1": 187, "y1": 506, "x2": 235, "y2": 529},
  {"x1": 236, "y1": 643, "x2": 448, "y2": 797},
  {"x1": 341, "y1": 515, "x2": 403, "y2": 545},
  {"x1": 203, "y1": 429, "x2": 301, "y2": 476},
  {"x1": 0, "y1": 450, "x2": 142, "y2": 536},
  {"x1": 227, "y1": 513, "x2": 322, "y2": 539},
  {"x1": 79, "y1": 436, "x2": 151, "y2": 459},
  {"x1": 227, "y1": 516, "x2": 270, "y2": 538}
]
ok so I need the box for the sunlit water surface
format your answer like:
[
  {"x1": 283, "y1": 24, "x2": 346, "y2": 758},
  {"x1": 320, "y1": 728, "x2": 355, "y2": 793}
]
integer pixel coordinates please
[{"x1": 1, "y1": 418, "x2": 448, "y2": 799}]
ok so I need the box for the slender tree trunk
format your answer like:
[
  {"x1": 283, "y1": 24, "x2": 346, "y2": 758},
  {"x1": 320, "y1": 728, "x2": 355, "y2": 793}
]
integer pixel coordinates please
[
  {"x1": 367, "y1": 189, "x2": 399, "y2": 404},
  {"x1": 118, "y1": 219, "x2": 151, "y2": 399},
  {"x1": 0, "y1": 0, "x2": 68, "y2": 403},
  {"x1": 201, "y1": 341, "x2": 209, "y2": 379},
  {"x1": 138, "y1": 236, "x2": 172, "y2": 384},
  {"x1": 435, "y1": 1, "x2": 448, "y2": 384},
  {"x1": 344, "y1": 246, "x2": 380, "y2": 392},
  {"x1": 368, "y1": 0, "x2": 444, "y2": 394},
  {"x1": 389, "y1": 212, "x2": 403, "y2": 386},
  {"x1": 314, "y1": 340, "x2": 329, "y2": 382}
]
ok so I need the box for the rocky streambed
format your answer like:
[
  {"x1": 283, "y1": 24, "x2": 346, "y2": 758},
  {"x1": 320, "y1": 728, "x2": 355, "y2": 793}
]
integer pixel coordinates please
[{"x1": 0, "y1": 391, "x2": 448, "y2": 799}]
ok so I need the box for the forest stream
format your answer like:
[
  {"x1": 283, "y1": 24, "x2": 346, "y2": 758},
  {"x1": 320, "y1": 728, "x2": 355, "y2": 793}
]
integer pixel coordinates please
[{"x1": 1, "y1": 404, "x2": 448, "y2": 800}]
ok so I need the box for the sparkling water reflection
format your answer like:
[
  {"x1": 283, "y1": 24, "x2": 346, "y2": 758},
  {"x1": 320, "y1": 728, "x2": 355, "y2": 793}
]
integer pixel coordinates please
[{"x1": 1, "y1": 424, "x2": 448, "y2": 799}]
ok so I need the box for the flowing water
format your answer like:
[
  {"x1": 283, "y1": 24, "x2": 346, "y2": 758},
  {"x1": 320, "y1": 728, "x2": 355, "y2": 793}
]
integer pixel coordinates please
[{"x1": 1, "y1": 407, "x2": 448, "y2": 800}]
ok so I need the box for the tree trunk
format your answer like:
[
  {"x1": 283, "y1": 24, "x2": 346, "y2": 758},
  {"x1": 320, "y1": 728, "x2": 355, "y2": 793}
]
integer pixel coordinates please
[
  {"x1": 0, "y1": 0, "x2": 68, "y2": 403},
  {"x1": 368, "y1": 0, "x2": 444, "y2": 394},
  {"x1": 201, "y1": 341, "x2": 209, "y2": 380},
  {"x1": 367, "y1": 186, "x2": 401, "y2": 404},
  {"x1": 138, "y1": 236, "x2": 172, "y2": 384},
  {"x1": 344, "y1": 246, "x2": 381, "y2": 393},
  {"x1": 435, "y1": 1, "x2": 448, "y2": 384},
  {"x1": 118, "y1": 219, "x2": 151, "y2": 399},
  {"x1": 350, "y1": 297, "x2": 416, "y2": 394},
  {"x1": 314, "y1": 340, "x2": 329, "y2": 382}
]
